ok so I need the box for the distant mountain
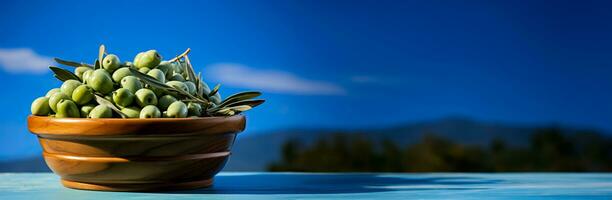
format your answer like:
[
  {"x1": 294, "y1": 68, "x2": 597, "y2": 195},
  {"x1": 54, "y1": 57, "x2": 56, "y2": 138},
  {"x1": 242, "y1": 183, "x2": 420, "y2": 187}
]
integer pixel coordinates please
[
  {"x1": 0, "y1": 117, "x2": 601, "y2": 172},
  {"x1": 225, "y1": 117, "x2": 587, "y2": 171},
  {"x1": 0, "y1": 156, "x2": 49, "y2": 172}
]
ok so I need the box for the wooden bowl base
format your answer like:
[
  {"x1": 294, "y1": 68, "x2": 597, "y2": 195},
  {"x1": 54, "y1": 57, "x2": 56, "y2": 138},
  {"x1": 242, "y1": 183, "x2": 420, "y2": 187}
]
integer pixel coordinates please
[
  {"x1": 28, "y1": 115, "x2": 246, "y2": 192},
  {"x1": 61, "y1": 178, "x2": 213, "y2": 192}
]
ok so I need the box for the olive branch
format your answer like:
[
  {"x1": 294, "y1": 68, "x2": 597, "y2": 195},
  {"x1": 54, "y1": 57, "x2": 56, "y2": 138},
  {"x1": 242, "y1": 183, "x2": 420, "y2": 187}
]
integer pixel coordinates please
[{"x1": 49, "y1": 45, "x2": 265, "y2": 117}]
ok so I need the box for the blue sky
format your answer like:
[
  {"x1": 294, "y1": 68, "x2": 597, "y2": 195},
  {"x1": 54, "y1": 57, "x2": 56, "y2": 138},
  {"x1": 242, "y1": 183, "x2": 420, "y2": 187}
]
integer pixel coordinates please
[{"x1": 0, "y1": 0, "x2": 611, "y2": 160}]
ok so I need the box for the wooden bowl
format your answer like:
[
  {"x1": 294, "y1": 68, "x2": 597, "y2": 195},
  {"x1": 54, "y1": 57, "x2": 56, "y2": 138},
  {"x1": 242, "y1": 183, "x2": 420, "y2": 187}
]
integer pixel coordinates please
[{"x1": 27, "y1": 115, "x2": 246, "y2": 192}]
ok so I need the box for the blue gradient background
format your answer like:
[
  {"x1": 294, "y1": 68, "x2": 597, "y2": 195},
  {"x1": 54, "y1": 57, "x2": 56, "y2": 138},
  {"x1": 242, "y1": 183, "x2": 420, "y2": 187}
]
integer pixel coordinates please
[{"x1": 0, "y1": 0, "x2": 611, "y2": 160}]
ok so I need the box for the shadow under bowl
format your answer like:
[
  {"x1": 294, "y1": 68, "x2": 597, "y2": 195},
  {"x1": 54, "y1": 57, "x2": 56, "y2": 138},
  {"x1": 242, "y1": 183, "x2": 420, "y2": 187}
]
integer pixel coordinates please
[{"x1": 27, "y1": 115, "x2": 246, "y2": 192}]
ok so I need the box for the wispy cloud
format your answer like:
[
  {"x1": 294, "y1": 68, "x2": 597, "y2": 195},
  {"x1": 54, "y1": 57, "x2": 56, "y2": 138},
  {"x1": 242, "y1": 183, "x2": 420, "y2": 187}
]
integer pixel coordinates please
[
  {"x1": 0, "y1": 48, "x2": 53, "y2": 74},
  {"x1": 206, "y1": 63, "x2": 346, "y2": 95}
]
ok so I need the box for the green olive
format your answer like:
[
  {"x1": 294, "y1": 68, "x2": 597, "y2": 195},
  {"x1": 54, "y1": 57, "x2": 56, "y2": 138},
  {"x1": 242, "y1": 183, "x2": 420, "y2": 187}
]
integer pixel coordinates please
[
  {"x1": 71, "y1": 85, "x2": 94, "y2": 105},
  {"x1": 123, "y1": 61, "x2": 134, "y2": 68},
  {"x1": 156, "y1": 61, "x2": 172, "y2": 74},
  {"x1": 166, "y1": 81, "x2": 188, "y2": 93},
  {"x1": 135, "y1": 88, "x2": 157, "y2": 107},
  {"x1": 200, "y1": 81, "x2": 211, "y2": 95},
  {"x1": 133, "y1": 50, "x2": 161, "y2": 69},
  {"x1": 55, "y1": 99, "x2": 79, "y2": 118},
  {"x1": 162, "y1": 111, "x2": 168, "y2": 118},
  {"x1": 138, "y1": 67, "x2": 151, "y2": 74},
  {"x1": 166, "y1": 101, "x2": 187, "y2": 118},
  {"x1": 158, "y1": 95, "x2": 177, "y2": 111},
  {"x1": 49, "y1": 92, "x2": 71, "y2": 113},
  {"x1": 120, "y1": 76, "x2": 143, "y2": 93},
  {"x1": 45, "y1": 88, "x2": 61, "y2": 98},
  {"x1": 60, "y1": 80, "x2": 82, "y2": 97},
  {"x1": 184, "y1": 81, "x2": 196, "y2": 95},
  {"x1": 187, "y1": 102, "x2": 202, "y2": 117},
  {"x1": 139, "y1": 105, "x2": 161, "y2": 118},
  {"x1": 112, "y1": 88, "x2": 134, "y2": 107},
  {"x1": 31, "y1": 97, "x2": 51, "y2": 116},
  {"x1": 75, "y1": 67, "x2": 93, "y2": 79},
  {"x1": 172, "y1": 62, "x2": 184, "y2": 74},
  {"x1": 181, "y1": 62, "x2": 190, "y2": 79},
  {"x1": 147, "y1": 69, "x2": 165, "y2": 82},
  {"x1": 80, "y1": 104, "x2": 96, "y2": 118},
  {"x1": 133, "y1": 52, "x2": 144, "y2": 68},
  {"x1": 121, "y1": 106, "x2": 141, "y2": 118},
  {"x1": 168, "y1": 73, "x2": 185, "y2": 82},
  {"x1": 102, "y1": 54, "x2": 121, "y2": 72},
  {"x1": 87, "y1": 69, "x2": 114, "y2": 94},
  {"x1": 165, "y1": 68, "x2": 175, "y2": 80},
  {"x1": 112, "y1": 67, "x2": 132, "y2": 82},
  {"x1": 82, "y1": 70, "x2": 94, "y2": 84},
  {"x1": 89, "y1": 105, "x2": 112, "y2": 118},
  {"x1": 211, "y1": 92, "x2": 221, "y2": 104}
]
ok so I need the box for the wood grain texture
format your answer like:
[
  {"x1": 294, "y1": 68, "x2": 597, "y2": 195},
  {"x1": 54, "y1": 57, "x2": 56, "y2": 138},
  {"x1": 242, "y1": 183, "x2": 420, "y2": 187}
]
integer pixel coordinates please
[{"x1": 27, "y1": 115, "x2": 246, "y2": 191}]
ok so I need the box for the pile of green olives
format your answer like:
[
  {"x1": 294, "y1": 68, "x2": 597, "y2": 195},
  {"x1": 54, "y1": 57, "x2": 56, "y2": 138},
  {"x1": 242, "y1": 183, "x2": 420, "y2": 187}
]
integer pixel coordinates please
[{"x1": 31, "y1": 49, "x2": 222, "y2": 119}]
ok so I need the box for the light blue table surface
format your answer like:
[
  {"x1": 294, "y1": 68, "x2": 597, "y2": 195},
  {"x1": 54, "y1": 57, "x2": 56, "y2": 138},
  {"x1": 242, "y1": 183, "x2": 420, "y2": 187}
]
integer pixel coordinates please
[{"x1": 0, "y1": 173, "x2": 611, "y2": 199}]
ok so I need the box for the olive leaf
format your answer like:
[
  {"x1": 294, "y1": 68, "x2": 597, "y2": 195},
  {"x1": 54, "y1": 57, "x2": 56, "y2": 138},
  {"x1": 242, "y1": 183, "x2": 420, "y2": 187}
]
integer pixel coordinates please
[
  {"x1": 94, "y1": 59, "x2": 100, "y2": 69},
  {"x1": 214, "y1": 108, "x2": 235, "y2": 116},
  {"x1": 225, "y1": 99, "x2": 265, "y2": 108},
  {"x1": 208, "y1": 99, "x2": 265, "y2": 112},
  {"x1": 54, "y1": 58, "x2": 93, "y2": 68},
  {"x1": 218, "y1": 91, "x2": 261, "y2": 108},
  {"x1": 183, "y1": 55, "x2": 197, "y2": 84},
  {"x1": 94, "y1": 94, "x2": 127, "y2": 118},
  {"x1": 196, "y1": 72, "x2": 204, "y2": 98},
  {"x1": 198, "y1": 75, "x2": 212, "y2": 101},
  {"x1": 49, "y1": 66, "x2": 81, "y2": 82},
  {"x1": 98, "y1": 44, "x2": 105, "y2": 69},
  {"x1": 212, "y1": 105, "x2": 252, "y2": 116},
  {"x1": 184, "y1": 55, "x2": 209, "y2": 101},
  {"x1": 208, "y1": 84, "x2": 221, "y2": 97},
  {"x1": 128, "y1": 68, "x2": 209, "y2": 104},
  {"x1": 129, "y1": 68, "x2": 174, "y2": 90},
  {"x1": 229, "y1": 105, "x2": 253, "y2": 112},
  {"x1": 179, "y1": 60, "x2": 188, "y2": 77},
  {"x1": 128, "y1": 68, "x2": 176, "y2": 92}
]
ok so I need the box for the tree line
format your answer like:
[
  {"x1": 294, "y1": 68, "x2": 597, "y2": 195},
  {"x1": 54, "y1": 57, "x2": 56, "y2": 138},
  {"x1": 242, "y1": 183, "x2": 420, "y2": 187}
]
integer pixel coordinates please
[{"x1": 268, "y1": 128, "x2": 612, "y2": 172}]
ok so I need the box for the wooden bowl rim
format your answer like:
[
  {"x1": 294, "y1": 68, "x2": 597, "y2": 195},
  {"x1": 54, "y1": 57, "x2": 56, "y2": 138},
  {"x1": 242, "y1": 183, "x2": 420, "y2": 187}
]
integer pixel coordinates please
[
  {"x1": 27, "y1": 115, "x2": 246, "y2": 137},
  {"x1": 28, "y1": 115, "x2": 243, "y2": 122}
]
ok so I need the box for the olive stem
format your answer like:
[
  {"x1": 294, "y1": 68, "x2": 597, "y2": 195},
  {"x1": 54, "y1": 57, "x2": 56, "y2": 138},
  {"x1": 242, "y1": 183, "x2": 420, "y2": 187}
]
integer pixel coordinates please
[{"x1": 169, "y1": 48, "x2": 191, "y2": 62}]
